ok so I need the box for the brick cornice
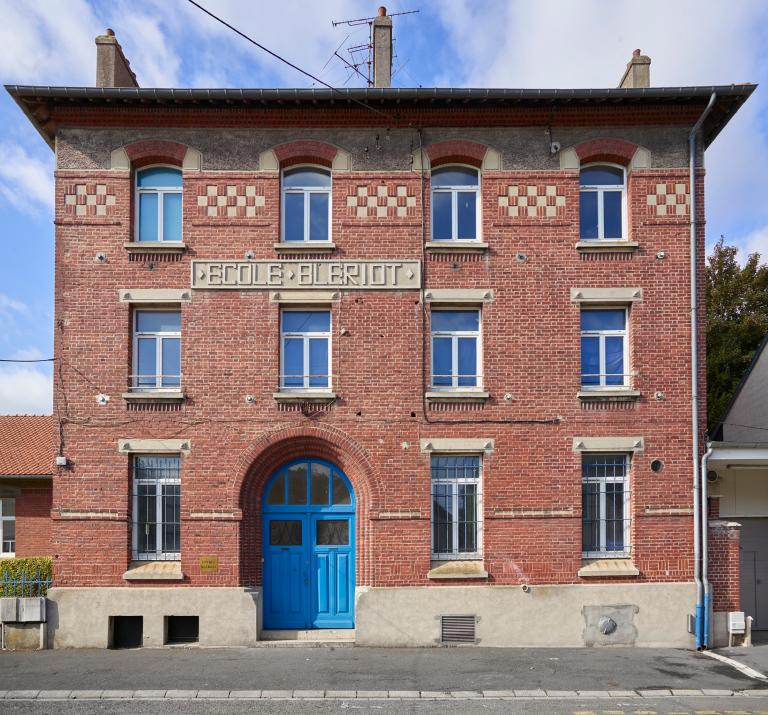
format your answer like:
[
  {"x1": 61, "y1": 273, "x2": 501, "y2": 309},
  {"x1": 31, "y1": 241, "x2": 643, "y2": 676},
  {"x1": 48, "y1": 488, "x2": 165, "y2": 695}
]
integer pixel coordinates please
[
  {"x1": 426, "y1": 139, "x2": 487, "y2": 168},
  {"x1": 272, "y1": 140, "x2": 338, "y2": 168},
  {"x1": 574, "y1": 137, "x2": 638, "y2": 166}
]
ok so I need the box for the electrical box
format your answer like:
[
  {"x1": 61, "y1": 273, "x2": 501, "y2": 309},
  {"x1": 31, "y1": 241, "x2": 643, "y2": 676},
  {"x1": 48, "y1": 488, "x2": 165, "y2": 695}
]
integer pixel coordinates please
[
  {"x1": 0, "y1": 598, "x2": 17, "y2": 622},
  {"x1": 17, "y1": 598, "x2": 46, "y2": 623}
]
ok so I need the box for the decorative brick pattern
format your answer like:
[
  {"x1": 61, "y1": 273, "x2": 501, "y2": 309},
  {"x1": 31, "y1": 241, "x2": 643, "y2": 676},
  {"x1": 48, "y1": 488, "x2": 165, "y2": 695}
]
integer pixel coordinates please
[
  {"x1": 197, "y1": 184, "x2": 266, "y2": 218},
  {"x1": 646, "y1": 182, "x2": 689, "y2": 216},
  {"x1": 497, "y1": 185, "x2": 566, "y2": 218},
  {"x1": 346, "y1": 184, "x2": 417, "y2": 218},
  {"x1": 63, "y1": 183, "x2": 117, "y2": 217}
]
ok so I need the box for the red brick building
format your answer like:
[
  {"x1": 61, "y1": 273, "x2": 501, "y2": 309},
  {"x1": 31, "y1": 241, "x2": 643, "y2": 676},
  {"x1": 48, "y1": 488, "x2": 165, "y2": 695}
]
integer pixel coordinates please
[{"x1": 6, "y1": 22, "x2": 754, "y2": 648}]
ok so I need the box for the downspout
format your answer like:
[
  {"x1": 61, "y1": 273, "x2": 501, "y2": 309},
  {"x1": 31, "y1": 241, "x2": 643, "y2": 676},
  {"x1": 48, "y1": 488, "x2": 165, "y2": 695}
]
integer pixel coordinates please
[
  {"x1": 701, "y1": 445, "x2": 713, "y2": 648},
  {"x1": 689, "y1": 91, "x2": 716, "y2": 649}
]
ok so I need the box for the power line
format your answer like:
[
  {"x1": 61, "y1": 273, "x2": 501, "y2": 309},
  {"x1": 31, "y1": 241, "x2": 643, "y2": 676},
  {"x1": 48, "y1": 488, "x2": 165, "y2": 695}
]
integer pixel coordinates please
[
  {"x1": 0, "y1": 358, "x2": 54, "y2": 363},
  {"x1": 184, "y1": 0, "x2": 393, "y2": 120}
]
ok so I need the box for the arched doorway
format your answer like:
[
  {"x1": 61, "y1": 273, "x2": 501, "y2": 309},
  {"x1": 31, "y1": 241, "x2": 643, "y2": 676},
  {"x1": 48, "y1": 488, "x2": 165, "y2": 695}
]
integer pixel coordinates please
[{"x1": 262, "y1": 459, "x2": 355, "y2": 629}]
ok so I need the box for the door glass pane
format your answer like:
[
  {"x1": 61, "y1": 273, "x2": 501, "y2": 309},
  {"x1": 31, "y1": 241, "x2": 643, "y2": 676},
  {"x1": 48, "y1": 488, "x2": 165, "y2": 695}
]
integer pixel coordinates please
[
  {"x1": 605, "y1": 483, "x2": 624, "y2": 551},
  {"x1": 283, "y1": 193, "x2": 305, "y2": 241},
  {"x1": 161, "y1": 337, "x2": 181, "y2": 387},
  {"x1": 282, "y1": 338, "x2": 303, "y2": 387},
  {"x1": 269, "y1": 520, "x2": 302, "y2": 546},
  {"x1": 458, "y1": 484, "x2": 477, "y2": 553},
  {"x1": 162, "y1": 192, "x2": 182, "y2": 242},
  {"x1": 137, "y1": 484, "x2": 156, "y2": 554},
  {"x1": 432, "y1": 337, "x2": 452, "y2": 386},
  {"x1": 457, "y1": 191, "x2": 477, "y2": 239},
  {"x1": 332, "y1": 473, "x2": 351, "y2": 505},
  {"x1": 582, "y1": 483, "x2": 600, "y2": 552},
  {"x1": 310, "y1": 463, "x2": 330, "y2": 505},
  {"x1": 579, "y1": 191, "x2": 598, "y2": 239},
  {"x1": 137, "y1": 337, "x2": 156, "y2": 387},
  {"x1": 605, "y1": 336, "x2": 625, "y2": 385},
  {"x1": 457, "y1": 337, "x2": 477, "y2": 387},
  {"x1": 603, "y1": 191, "x2": 623, "y2": 238},
  {"x1": 432, "y1": 191, "x2": 452, "y2": 240},
  {"x1": 266, "y1": 473, "x2": 285, "y2": 505},
  {"x1": 432, "y1": 483, "x2": 453, "y2": 554},
  {"x1": 581, "y1": 336, "x2": 600, "y2": 386},
  {"x1": 138, "y1": 193, "x2": 158, "y2": 242},
  {"x1": 162, "y1": 484, "x2": 180, "y2": 553},
  {"x1": 287, "y1": 463, "x2": 308, "y2": 504},
  {"x1": 317, "y1": 520, "x2": 349, "y2": 545},
  {"x1": 309, "y1": 193, "x2": 329, "y2": 242},
  {"x1": 308, "y1": 338, "x2": 329, "y2": 388}
]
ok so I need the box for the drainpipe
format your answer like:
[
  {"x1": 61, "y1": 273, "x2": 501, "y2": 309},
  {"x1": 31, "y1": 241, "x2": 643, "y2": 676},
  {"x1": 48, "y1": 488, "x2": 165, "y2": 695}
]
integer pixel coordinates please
[
  {"x1": 689, "y1": 91, "x2": 716, "y2": 649},
  {"x1": 701, "y1": 445, "x2": 713, "y2": 648}
]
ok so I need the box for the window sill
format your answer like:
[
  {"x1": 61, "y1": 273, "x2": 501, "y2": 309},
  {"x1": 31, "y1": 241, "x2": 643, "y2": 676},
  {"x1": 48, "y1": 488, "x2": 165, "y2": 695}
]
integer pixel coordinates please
[
  {"x1": 123, "y1": 561, "x2": 184, "y2": 581},
  {"x1": 123, "y1": 241, "x2": 187, "y2": 253},
  {"x1": 426, "y1": 390, "x2": 489, "y2": 402},
  {"x1": 575, "y1": 240, "x2": 639, "y2": 253},
  {"x1": 428, "y1": 560, "x2": 488, "y2": 580},
  {"x1": 273, "y1": 391, "x2": 337, "y2": 402},
  {"x1": 273, "y1": 242, "x2": 336, "y2": 253},
  {"x1": 123, "y1": 390, "x2": 185, "y2": 403},
  {"x1": 425, "y1": 241, "x2": 488, "y2": 253},
  {"x1": 578, "y1": 558, "x2": 639, "y2": 578},
  {"x1": 577, "y1": 389, "x2": 640, "y2": 401}
]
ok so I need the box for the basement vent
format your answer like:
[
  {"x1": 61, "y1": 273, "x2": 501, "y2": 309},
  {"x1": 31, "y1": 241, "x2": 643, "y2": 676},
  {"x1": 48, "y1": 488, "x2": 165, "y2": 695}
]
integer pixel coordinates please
[{"x1": 441, "y1": 614, "x2": 476, "y2": 645}]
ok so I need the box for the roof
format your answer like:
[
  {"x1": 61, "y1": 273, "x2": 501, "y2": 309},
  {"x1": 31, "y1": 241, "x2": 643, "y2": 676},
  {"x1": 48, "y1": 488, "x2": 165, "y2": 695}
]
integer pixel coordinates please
[
  {"x1": 5, "y1": 83, "x2": 756, "y2": 149},
  {"x1": 0, "y1": 415, "x2": 55, "y2": 476}
]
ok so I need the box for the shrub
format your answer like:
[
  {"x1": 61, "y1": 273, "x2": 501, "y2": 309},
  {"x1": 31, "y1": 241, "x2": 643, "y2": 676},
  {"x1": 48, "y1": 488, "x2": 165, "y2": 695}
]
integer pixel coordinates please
[{"x1": 0, "y1": 557, "x2": 52, "y2": 597}]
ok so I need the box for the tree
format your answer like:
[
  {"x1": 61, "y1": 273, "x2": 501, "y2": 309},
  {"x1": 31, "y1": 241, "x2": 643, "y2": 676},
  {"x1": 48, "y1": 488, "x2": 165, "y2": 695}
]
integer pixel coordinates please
[{"x1": 706, "y1": 237, "x2": 768, "y2": 431}]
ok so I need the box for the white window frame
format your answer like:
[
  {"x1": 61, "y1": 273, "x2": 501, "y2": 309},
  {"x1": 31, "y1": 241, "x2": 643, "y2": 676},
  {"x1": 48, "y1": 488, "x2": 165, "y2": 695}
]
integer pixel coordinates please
[
  {"x1": 134, "y1": 165, "x2": 183, "y2": 243},
  {"x1": 132, "y1": 308, "x2": 182, "y2": 392},
  {"x1": 0, "y1": 498, "x2": 15, "y2": 557},
  {"x1": 579, "y1": 163, "x2": 627, "y2": 241},
  {"x1": 430, "y1": 164, "x2": 481, "y2": 241},
  {"x1": 430, "y1": 308, "x2": 483, "y2": 390},
  {"x1": 430, "y1": 454, "x2": 483, "y2": 560},
  {"x1": 580, "y1": 306, "x2": 629, "y2": 389},
  {"x1": 582, "y1": 453, "x2": 631, "y2": 558},
  {"x1": 280, "y1": 165, "x2": 332, "y2": 243},
  {"x1": 131, "y1": 454, "x2": 181, "y2": 562},
  {"x1": 280, "y1": 308, "x2": 332, "y2": 391}
]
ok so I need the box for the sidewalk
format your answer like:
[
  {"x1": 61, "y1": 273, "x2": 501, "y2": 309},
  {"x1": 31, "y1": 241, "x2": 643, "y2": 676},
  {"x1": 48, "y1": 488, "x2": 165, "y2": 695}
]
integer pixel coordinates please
[{"x1": 716, "y1": 639, "x2": 768, "y2": 680}]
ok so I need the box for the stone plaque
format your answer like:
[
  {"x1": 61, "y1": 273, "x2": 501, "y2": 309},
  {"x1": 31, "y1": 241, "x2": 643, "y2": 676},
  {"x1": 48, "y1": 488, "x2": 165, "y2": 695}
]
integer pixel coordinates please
[
  {"x1": 191, "y1": 260, "x2": 421, "y2": 290},
  {"x1": 199, "y1": 556, "x2": 219, "y2": 574}
]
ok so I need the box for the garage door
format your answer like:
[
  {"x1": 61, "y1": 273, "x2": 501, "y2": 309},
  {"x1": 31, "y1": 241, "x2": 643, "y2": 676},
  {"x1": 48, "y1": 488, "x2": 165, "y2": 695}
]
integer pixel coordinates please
[{"x1": 740, "y1": 518, "x2": 768, "y2": 631}]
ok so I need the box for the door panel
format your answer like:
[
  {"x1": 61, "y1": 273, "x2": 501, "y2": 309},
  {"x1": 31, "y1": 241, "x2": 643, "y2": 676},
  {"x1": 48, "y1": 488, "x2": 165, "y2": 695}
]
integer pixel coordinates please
[
  {"x1": 263, "y1": 516, "x2": 308, "y2": 629},
  {"x1": 739, "y1": 518, "x2": 768, "y2": 631},
  {"x1": 311, "y1": 515, "x2": 355, "y2": 628}
]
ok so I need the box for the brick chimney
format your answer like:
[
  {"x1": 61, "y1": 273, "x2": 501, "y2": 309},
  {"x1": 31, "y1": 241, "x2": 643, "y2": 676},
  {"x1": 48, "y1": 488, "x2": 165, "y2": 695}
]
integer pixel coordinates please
[
  {"x1": 95, "y1": 29, "x2": 139, "y2": 88},
  {"x1": 372, "y1": 7, "x2": 392, "y2": 88},
  {"x1": 618, "y1": 49, "x2": 651, "y2": 89}
]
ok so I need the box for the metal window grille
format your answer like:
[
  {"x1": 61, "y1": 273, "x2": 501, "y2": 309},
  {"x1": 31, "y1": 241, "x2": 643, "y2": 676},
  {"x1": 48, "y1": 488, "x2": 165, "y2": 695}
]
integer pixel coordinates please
[
  {"x1": 582, "y1": 453, "x2": 631, "y2": 558},
  {"x1": 431, "y1": 455, "x2": 482, "y2": 560},
  {"x1": 0, "y1": 498, "x2": 15, "y2": 556},
  {"x1": 132, "y1": 455, "x2": 181, "y2": 561}
]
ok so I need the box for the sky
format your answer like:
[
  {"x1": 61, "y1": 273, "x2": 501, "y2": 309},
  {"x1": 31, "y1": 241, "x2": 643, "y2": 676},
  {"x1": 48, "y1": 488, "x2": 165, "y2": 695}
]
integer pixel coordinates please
[{"x1": 0, "y1": 0, "x2": 766, "y2": 415}]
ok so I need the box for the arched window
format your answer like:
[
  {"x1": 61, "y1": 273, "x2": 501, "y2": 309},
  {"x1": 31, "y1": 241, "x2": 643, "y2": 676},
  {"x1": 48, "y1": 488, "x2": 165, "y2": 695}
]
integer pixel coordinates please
[
  {"x1": 579, "y1": 165, "x2": 626, "y2": 240},
  {"x1": 281, "y1": 167, "x2": 331, "y2": 243},
  {"x1": 431, "y1": 166, "x2": 479, "y2": 241},
  {"x1": 135, "y1": 167, "x2": 182, "y2": 243}
]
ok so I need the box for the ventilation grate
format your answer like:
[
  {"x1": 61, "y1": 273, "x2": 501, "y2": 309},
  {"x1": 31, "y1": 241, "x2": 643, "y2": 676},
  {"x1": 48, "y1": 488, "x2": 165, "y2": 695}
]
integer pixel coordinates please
[{"x1": 441, "y1": 614, "x2": 476, "y2": 645}]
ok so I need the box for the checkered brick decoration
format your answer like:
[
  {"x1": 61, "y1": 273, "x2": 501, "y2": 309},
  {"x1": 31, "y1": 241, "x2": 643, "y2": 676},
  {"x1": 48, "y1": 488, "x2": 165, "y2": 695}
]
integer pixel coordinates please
[
  {"x1": 197, "y1": 184, "x2": 266, "y2": 218},
  {"x1": 63, "y1": 184, "x2": 116, "y2": 217},
  {"x1": 647, "y1": 182, "x2": 689, "y2": 216},
  {"x1": 498, "y1": 185, "x2": 565, "y2": 218},
  {"x1": 346, "y1": 185, "x2": 417, "y2": 218}
]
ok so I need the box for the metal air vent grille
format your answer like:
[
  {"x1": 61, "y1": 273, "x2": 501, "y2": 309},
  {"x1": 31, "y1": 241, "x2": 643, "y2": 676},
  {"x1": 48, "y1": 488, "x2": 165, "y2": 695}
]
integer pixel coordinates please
[{"x1": 441, "y1": 614, "x2": 476, "y2": 644}]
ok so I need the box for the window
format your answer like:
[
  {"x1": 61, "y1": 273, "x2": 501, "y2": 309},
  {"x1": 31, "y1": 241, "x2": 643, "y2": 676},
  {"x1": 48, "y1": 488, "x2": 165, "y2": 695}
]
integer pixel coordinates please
[
  {"x1": 280, "y1": 310, "x2": 331, "y2": 390},
  {"x1": 580, "y1": 308, "x2": 627, "y2": 388},
  {"x1": 132, "y1": 310, "x2": 181, "y2": 391},
  {"x1": 431, "y1": 166, "x2": 479, "y2": 241},
  {"x1": 431, "y1": 455, "x2": 481, "y2": 559},
  {"x1": 582, "y1": 454, "x2": 630, "y2": 557},
  {"x1": 281, "y1": 167, "x2": 331, "y2": 242},
  {"x1": 0, "y1": 498, "x2": 15, "y2": 556},
  {"x1": 430, "y1": 310, "x2": 481, "y2": 389},
  {"x1": 579, "y1": 165, "x2": 625, "y2": 240},
  {"x1": 132, "y1": 455, "x2": 180, "y2": 561},
  {"x1": 136, "y1": 167, "x2": 182, "y2": 242}
]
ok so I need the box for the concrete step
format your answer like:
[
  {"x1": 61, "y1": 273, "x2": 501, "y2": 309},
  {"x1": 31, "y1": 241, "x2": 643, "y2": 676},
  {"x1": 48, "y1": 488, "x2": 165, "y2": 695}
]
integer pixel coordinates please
[
  {"x1": 253, "y1": 639, "x2": 355, "y2": 648},
  {"x1": 258, "y1": 629, "x2": 356, "y2": 646}
]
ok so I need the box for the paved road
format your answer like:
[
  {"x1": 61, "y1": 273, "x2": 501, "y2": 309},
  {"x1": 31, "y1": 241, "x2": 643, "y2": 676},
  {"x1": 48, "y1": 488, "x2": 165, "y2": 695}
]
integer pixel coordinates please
[{"x1": 0, "y1": 646, "x2": 760, "y2": 692}]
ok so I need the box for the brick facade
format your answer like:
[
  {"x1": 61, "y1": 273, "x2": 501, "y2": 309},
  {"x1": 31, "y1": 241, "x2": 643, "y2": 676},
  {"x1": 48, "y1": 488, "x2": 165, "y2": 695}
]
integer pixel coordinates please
[
  {"x1": 14, "y1": 487, "x2": 53, "y2": 558},
  {"x1": 708, "y1": 521, "x2": 741, "y2": 613}
]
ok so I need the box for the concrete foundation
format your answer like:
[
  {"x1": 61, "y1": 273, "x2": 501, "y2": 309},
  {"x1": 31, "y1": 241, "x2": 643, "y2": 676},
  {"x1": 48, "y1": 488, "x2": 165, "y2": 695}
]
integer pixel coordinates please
[
  {"x1": 46, "y1": 587, "x2": 261, "y2": 648},
  {"x1": 2, "y1": 622, "x2": 46, "y2": 650}
]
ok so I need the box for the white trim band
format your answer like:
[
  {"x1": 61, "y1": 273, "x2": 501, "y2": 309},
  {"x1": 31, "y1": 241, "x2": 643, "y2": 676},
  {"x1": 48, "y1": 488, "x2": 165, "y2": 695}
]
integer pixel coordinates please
[
  {"x1": 424, "y1": 289, "x2": 493, "y2": 303},
  {"x1": 420, "y1": 438, "x2": 494, "y2": 453},
  {"x1": 572, "y1": 436, "x2": 644, "y2": 452},
  {"x1": 118, "y1": 439, "x2": 190, "y2": 454},
  {"x1": 571, "y1": 287, "x2": 643, "y2": 303},
  {"x1": 270, "y1": 291, "x2": 340, "y2": 303},
  {"x1": 119, "y1": 289, "x2": 191, "y2": 303}
]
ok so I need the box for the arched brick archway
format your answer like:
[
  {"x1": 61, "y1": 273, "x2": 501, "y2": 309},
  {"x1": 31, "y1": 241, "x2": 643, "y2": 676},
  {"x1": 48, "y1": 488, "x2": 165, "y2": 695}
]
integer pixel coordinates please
[{"x1": 234, "y1": 424, "x2": 380, "y2": 590}]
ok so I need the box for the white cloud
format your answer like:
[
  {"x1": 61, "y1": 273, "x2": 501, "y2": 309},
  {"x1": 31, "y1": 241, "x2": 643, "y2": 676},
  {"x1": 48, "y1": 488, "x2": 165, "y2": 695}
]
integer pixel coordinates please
[
  {"x1": 734, "y1": 224, "x2": 768, "y2": 263},
  {"x1": 0, "y1": 364, "x2": 52, "y2": 415},
  {"x1": 0, "y1": 143, "x2": 54, "y2": 214},
  {"x1": 0, "y1": 293, "x2": 29, "y2": 316}
]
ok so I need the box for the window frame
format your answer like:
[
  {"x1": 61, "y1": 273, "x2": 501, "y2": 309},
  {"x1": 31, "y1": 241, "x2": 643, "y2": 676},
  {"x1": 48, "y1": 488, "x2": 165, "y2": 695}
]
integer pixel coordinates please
[
  {"x1": 280, "y1": 165, "x2": 332, "y2": 243},
  {"x1": 430, "y1": 164, "x2": 481, "y2": 242},
  {"x1": 579, "y1": 162, "x2": 627, "y2": 241},
  {"x1": 430, "y1": 454, "x2": 483, "y2": 561},
  {"x1": 279, "y1": 308, "x2": 333, "y2": 391},
  {"x1": 0, "y1": 498, "x2": 15, "y2": 557},
  {"x1": 429, "y1": 308, "x2": 483, "y2": 391},
  {"x1": 581, "y1": 453, "x2": 631, "y2": 559},
  {"x1": 131, "y1": 454, "x2": 181, "y2": 562},
  {"x1": 579, "y1": 306, "x2": 629, "y2": 389},
  {"x1": 131, "y1": 308, "x2": 182, "y2": 392},
  {"x1": 134, "y1": 165, "x2": 183, "y2": 243}
]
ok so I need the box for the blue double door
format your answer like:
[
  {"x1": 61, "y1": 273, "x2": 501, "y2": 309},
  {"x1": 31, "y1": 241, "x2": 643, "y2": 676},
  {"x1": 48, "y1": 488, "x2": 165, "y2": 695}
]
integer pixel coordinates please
[{"x1": 262, "y1": 460, "x2": 355, "y2": 629}]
